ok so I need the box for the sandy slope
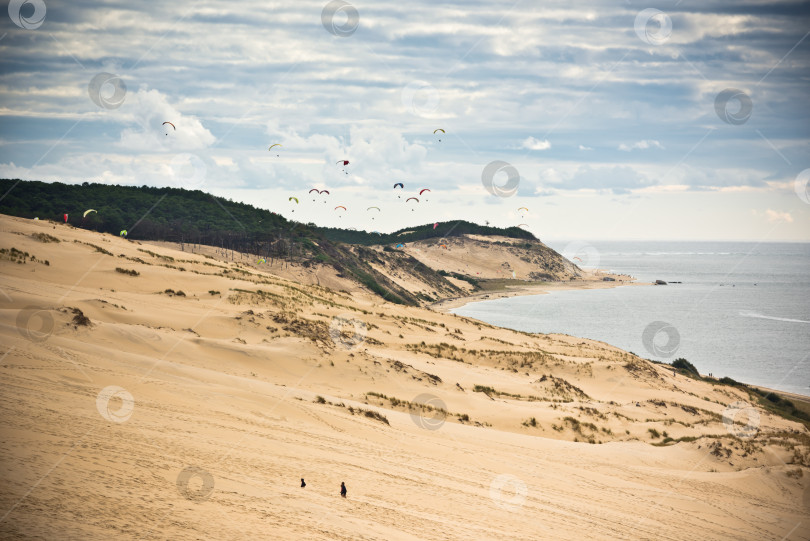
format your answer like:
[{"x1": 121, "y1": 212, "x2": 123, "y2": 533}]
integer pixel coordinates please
[{"x1": 0, "y1": 215, "x2": 808, "y2": 540}]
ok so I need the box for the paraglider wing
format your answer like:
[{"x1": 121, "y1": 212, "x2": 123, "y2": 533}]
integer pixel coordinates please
[
  {"x1": 406, "y1": 197, "x2": 419, "y2": 203},
  {"x1": 367, "y1": 206, "x2": 380, "y2": 211},
  {"x1": 258, "y1": 258, "x2": 266, "y2": 264},
  {"x1": 419, "y1": 188, "x2": 431, "y2": 195},
  {"x1": 83, "y1": 209, "x2": 97, "y2": 218},
  {"x1": 320, "y1": 190, "x2": 330, "y2": 195},
  {"x1": 395, "y1": 243, "x2": 404, "y2": 248},
  {"x1": 120, "y1": 230, "x2": 127, "y2": 237},
  {"x1": 393, "y1": 183, "x2": 404, "y2": 189},
  {"x1": 268, "y1": 144, "x2": 282, "y2": 150},
  {"x1": 433, "y1": 222, "x2": 438, "y2": 229},
  {"x1": 518, "y1": 207, "x2": 528, "y2": 213},
  {"x1": 337, "y1": 160, "x2": 349, "y2": 166},
  {"x1": 162, "y1": 121, "x2": 176, "y2": 130},
  {"x1": 573, "y1": 256, "x2": 583, "y2": 262},
  {"x1": 309, "y1": 188, "x2": 319, "y2": 194},
  {"x1": 518, "y1": 224, "x2": 529, "y2": 229},
  {"x1": 433, "y1": 128, "x2": 445, "y2": 134},
  {"x1": 289, "y1": 197, "x2": 299, "y2": 203},
  {"x1": 334, "y1": 206, "x2": 346, "y2": 211}
]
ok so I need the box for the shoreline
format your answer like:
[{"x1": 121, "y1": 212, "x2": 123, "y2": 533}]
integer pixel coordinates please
[
  {"x1": 433, "y1": 273, "x2": 810, "y2": 401},
  {"x1": 431, "y1": 271, "x2": 648, "y2": 312}
]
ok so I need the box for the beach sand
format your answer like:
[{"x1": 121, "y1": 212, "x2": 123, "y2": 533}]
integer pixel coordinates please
[{"x1": 1, "y1": 215, "x2": 807, "y2": 540}]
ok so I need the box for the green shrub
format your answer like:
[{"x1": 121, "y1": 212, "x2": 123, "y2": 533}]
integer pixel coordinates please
[{"x1": 672, "y1": 358, "x2": 698, "y2": 376}]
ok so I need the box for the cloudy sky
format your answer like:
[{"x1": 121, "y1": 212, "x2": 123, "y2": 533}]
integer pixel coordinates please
[{"x1": 1, "y1": 0, "x2": 809, "y2": 240}]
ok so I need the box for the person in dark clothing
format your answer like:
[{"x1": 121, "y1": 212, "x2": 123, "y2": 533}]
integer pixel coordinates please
[
  {"x1": 340, "y1": 482, "x2": 347, "y2": 498},
  {"x1": 300, "y1": 478, "x2": 306, "y2": 488}
]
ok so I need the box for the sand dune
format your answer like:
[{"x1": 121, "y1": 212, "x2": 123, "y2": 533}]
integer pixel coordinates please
[{"x1": 0, "y1": 215, "x2": 808, "y2": 540}]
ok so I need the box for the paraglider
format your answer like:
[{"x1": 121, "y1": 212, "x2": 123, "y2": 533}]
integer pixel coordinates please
[
  {"x1": 405, "y1": 197, "x2": 419, "y2": 211},
  {"x1": 395, "y1": 243, "x2": 404, "y2": 248},
  {"x1": 518, "y1": 224, "x2": 529, "y2": 229},
  {"x1": 367, "y1": 206, "x2": 381, "y2": 220},
  {"x1": 433, "y1": 128, "x2": 445, "y2": 142},
  {"x1": 337, "y1": 160, "x2": 349, "y2": 166},
  {"x1": 433, "y1": 222, "x2": 438, "y2": 229},
  {"x1": 518, "y1": 207, "x2": 528, "y2": 218},
  {"x1": 83, "y1": 209, "x2": 97, "y2": 218},
  {"x1": 258, "y1": 258, "x2": 266, "y2": 264},
  {"x1": 573, "y1": 256, "x2": 583, "y2": 263},
  {"x1": 289, "y1": 196, "x2": 299, "y2": 212},
  {"x1": 119, "y1": 230, "x2": 127, "y2": 237},
  {"x1": 334, "y1": 205, "x2": 347, "y2": 218},
  {"x1": 269, "y1": 144, "x2": 282, "y2": 157},
  {"x1": 393, "y1": 182, "x2": 404, "y2": 198},
  {"x1": 309, "y1": 188, "x2": 320, "y2": 201},
  {"x1": 162, "y1": 121, "x2": 175, "y2": 135}
]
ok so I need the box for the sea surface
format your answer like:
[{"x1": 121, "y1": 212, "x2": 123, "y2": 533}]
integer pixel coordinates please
[{"x1": 451, "y1": 241, "x2": 810, "y2": 397}]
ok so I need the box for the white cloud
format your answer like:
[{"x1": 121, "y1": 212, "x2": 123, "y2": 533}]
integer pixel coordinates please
[
  {"x1": 761, "y1": 209, "x2": 794, "y2": 223},
  {"x1": 118, "y1": 89, "x2": 216, "y2": 153},
  {"x1": 618, "y1": 140, "x2": 664, "y2": 152},
  {"x1": 578, "y1": 145, "x2": 592, "y2": 151},
  {"x1": 521, "y1": 137, "x2": 551, "y2": 151}
]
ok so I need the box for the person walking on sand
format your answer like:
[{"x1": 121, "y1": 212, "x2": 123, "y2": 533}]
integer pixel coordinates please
[
  {"x1": 340, "y1": 482, "x2": 347, "y2": 498},
  {"x1": 300, "y1": 478, "x2": 306, "y2": 488}
]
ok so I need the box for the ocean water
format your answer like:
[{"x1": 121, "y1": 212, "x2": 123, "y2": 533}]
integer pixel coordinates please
[{"x1": 451, "y1": 241, "x2": 810, "y2": 397}]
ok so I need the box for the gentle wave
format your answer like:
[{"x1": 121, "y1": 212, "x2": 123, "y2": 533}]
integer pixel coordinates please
[{"x1": 739, "y1": 310, "x2": 810, "y2": 324}]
